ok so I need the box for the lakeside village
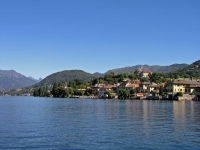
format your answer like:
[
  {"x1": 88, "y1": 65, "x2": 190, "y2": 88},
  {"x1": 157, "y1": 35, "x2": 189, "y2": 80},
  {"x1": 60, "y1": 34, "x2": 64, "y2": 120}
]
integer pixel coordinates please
[{"x1": 31, "y1": 70, "x2": 200, "y2": 101}]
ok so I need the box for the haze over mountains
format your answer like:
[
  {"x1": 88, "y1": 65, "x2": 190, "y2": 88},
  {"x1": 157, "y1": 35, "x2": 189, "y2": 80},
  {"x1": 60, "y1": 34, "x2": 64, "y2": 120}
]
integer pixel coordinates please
[{"x1": 0, "y1": 62, "x2": 190, "y2": 91}]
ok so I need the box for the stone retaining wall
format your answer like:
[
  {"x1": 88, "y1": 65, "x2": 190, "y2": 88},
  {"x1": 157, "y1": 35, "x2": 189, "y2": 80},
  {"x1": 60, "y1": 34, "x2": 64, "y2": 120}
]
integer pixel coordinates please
[{"x1": 178, "y1": 94, "x2": 195, "y2": 101}]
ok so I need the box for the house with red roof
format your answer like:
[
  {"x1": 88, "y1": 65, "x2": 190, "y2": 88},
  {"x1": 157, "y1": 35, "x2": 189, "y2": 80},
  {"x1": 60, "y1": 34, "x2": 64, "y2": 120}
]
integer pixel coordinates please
[
  {"x1": 98, "y1": 85, "x2": 117, "y2": 97},
  {"x1": 91, "y1": 84, "x2": 105, "y2": 95},
  {"x1": 118, "y1": 80, "x2": 140, "y2": 91},
  {"x1": 140, "y1": 70, "x2": 152, "y2": 78}
]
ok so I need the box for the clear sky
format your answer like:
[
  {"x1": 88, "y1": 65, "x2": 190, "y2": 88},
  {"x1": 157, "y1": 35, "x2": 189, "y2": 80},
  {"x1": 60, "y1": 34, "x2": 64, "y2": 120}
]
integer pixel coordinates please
[{"x1": 0, "y1": 0, "x2": 200, "y2": 79}]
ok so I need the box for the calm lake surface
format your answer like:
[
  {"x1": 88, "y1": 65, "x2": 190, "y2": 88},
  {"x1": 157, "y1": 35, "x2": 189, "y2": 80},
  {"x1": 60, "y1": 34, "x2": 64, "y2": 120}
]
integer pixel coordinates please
[{"x1": 0, "y1": 97, "x2": 200, "y2": 150}]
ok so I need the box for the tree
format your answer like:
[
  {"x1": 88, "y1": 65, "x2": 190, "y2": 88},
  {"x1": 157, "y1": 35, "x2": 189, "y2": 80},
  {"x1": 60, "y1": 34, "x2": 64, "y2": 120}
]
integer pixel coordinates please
[
  {"x1": 104, "y1": 90, "x2": 115, "y2": 98},
  {"x1": 148, "y1": 73, "x2": 158, "y2": 83},
  {"x1": 78, "y1": 84, "x2": 86, "y2": 89},
  {"x1": 52, "y1": 82, "x2": 59, "y2": 97},
  {"x1": 130, "y1": 89, "x2": 136, "y2": 94},
  {"x1": 159, "y1": 86, "x2": 164, "y2": 96},
  {"x1": 129, "y1": 74, "x2": 137, "y2": 80},
  {"x1": 68, "y1": 81, "x2": 73, "y2": 87},
  {"x1": 175, "y1": 74, "x2": 180, "y2": 79},
  {"x1": 183, "y1": 74, "x2": 190, "y2": 78},
  {"x1": 119, "y1": 74, "x2": 124, "y2": 82},
  {"x1": 148, "y1": 73, "x2": 166, "y2": 83},
  {"x1": 74, "y1": 89, "x2": 85, "y2": 96},
  {"x1": 134, "y1": 69, "x2": 139, "y2": 78},
  {"x1": 105, "y1": 90, "x2": 114, "y2": 95},
  {"x1": 62, "y1": 88, "x2": 69, "y2": 97},
  {"x1": 123, "y1": 72, "x2": 129, "y2": 78},
  {"x1": 140, "y1": 77, "x2": 150, "y2": 82},
  {"x1": 39, "y1": 87, "x2": 42, "y2": 97},
  {"x1": 104, "y1": 72, "x2": 116, "y2": 84},
  {"x1": 175, "y1": 92, "x2": 183, "y2": 97},
  {"x1": 118, "y1": 89, "x2": 130, "y2": 99},
  {"x1": 68, "y1": 87, "x2": 73, "y2": 95},
  {"x1": 104, "y1": 72, "x2": 115, "y2": 79},
  {"x1": 74, "y1": 79, "x2": 81, "y2": 86},
  {"x1": 58, "y1": 86, "x2": 65, "y2": 97},
  {"x1": 44, "y1": 86, "x2": 48, "y2": 93},
  {"x1": 85, "y1": 89, "x2": 91, "y2": 96},
  {"x1": 33, "y1": 89, "x2": 39, "y2": 97}
]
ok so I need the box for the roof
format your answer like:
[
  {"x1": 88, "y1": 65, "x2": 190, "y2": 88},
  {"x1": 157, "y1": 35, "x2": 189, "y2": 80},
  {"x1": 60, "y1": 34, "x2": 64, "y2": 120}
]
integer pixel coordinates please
[
  {"x1": 126, "y1": 84, "x2": 139, "y2": 88},
  {"x1": 118, "y1": 81, "x2": 128, "y2": 87},
  {"x1": 91, "y1": 84, "x2": 105, "y2": 88},
  {"x1": 93, "y1": 84, "x2": 105, "y2": 87},
  {"x1": 101, "y1": 85, "x2": 116, "y2": 89},
  {"x1": 118, "y1": 80, "x2": 140, "y2": 87},
  {"x1": 148, "y1": 84, "x2": 162, "y2": 88},
  {"x1": 91, "y1": 86, "x2": 104, "y2": 89},
  {"x1": 131, "y1": 80, "x2": 140, "y2": 84},
  {"x1": 99, "y1": 85, "x2": 116, "y2": 90},
  {"x1": 151, "y1": 90, "x2": 159, "y2": 94},
  {"x1": 142, "y1": 70, "x2": 151, "y2": 74},
  {"x1": 169, "y1": 78, "x2": 200, "y2": 85},
  {"x1": 140, "y1": 82, "x2": 151, "y2": 85}
]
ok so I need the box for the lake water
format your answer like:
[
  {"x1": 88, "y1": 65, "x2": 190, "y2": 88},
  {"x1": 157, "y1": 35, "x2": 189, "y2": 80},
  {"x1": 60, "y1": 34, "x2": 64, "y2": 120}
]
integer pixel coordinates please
[{"x1": 0, "y1": 97, "x2": 200, "y2": 149}]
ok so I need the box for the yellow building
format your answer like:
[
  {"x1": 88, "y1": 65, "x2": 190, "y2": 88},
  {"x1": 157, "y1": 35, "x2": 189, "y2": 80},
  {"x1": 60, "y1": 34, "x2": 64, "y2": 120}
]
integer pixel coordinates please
[{"x1": 165, "y1": 78, "x2": 200, "y2": 94}]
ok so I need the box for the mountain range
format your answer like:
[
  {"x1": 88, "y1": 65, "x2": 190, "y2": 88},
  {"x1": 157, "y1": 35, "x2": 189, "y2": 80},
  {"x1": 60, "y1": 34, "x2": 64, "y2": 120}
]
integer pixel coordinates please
[
  {"x1": 170, "y1": 60, "x2": 200, "y2": 76},
  {"x1": 1, "y1": 61, "x2": 198, "y2": 91},
  {"x1": 32, "y1": 63, "x2": 188, "y2": 88},
  {"x1": 105, "y1": 63, "x2": 188, "y2": 74},
  {"x1": 0, "y1": 70, "x2": 39, "y2": 91}
]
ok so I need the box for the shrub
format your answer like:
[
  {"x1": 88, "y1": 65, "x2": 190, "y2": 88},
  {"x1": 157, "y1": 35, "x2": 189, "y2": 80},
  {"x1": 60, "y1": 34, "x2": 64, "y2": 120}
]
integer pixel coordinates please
[{"x1": 175, "y1": 92, "x2": 183, "y2": 97}]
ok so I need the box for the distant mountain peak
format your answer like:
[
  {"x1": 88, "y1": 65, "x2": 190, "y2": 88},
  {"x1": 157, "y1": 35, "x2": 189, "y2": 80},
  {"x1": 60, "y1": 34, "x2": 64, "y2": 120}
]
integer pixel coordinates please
[
  {"x1": 28, "y1": 76, "x2": 37, "y2": 81},
  {"x1": 28, "y1": 76, "x2": 43, "y2": 82},
  {"x1": 0, "y1": 70, "x2": 38, "y2": 91},
  {"x1": 38, "y1": 78, "x2": 43, "y2": 82}
]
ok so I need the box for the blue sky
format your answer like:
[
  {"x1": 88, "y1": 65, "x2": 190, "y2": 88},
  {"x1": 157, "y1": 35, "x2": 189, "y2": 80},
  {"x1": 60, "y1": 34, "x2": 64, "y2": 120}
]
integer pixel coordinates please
[{"x1": 0, "y1": 0, "x2": 200, "y2": 79}]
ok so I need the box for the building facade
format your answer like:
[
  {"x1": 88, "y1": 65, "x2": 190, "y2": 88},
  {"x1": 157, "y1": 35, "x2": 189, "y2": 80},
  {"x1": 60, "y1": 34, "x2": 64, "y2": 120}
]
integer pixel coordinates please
[{"x1": 165, "y1": 78, "x2": 200, "y2": 94}]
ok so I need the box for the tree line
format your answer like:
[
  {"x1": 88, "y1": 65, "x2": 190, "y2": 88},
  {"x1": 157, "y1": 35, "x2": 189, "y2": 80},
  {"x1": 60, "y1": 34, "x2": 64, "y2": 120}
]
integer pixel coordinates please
[{"x1": 33, "y1": 70, "x2": 200, "y2": 98}]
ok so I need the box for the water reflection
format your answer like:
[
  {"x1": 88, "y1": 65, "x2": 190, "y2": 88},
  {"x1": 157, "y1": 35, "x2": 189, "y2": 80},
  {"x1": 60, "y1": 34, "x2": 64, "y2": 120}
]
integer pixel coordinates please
[{"x1": 1, "y1": 97, "x2": 200, "y2": 149}]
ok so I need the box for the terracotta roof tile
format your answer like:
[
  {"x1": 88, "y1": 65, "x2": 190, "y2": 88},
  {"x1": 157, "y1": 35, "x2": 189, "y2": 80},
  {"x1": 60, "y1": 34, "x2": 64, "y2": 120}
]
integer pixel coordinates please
[{"x1": 142, "y1": 70, "x2": 151, "y2": 73}]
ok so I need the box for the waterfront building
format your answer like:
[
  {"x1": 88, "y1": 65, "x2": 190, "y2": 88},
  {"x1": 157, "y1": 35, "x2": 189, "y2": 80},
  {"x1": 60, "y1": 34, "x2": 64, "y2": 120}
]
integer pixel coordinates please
[
  {"x1": 98, "y1": 85, "x2": 116, "y2": 97},
  {"x1": 147, "y1": 84, "x2": 163, "y2": 94},
  {"x1": 139, "y1": 82, "x2": 151, "y2": 92},
  {"x1": 165, "y1": 78, "x2": 200, "y2": 94},
  {"x1": 91, "y1": 84, "x2": 105, "y2": 95},
  {"x1": 118, "y1": 80, "x2": 140, "y2": 91}
]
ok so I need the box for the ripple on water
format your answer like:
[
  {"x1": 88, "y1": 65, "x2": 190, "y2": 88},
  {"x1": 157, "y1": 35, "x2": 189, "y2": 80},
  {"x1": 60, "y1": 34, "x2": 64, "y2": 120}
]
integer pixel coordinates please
[{"x1": 0, "y1": 97, "x2": 200, "y2": 149}]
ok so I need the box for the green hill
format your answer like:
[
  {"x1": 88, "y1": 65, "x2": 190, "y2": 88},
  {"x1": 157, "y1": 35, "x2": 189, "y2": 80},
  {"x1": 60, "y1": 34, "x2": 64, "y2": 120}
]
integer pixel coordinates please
[
  {"x1": 168, "y1": 60, "x2": 200, "y2": 78},
  {"x1": 31, "y1": 70, "x2": 103, "y2": 88}
]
